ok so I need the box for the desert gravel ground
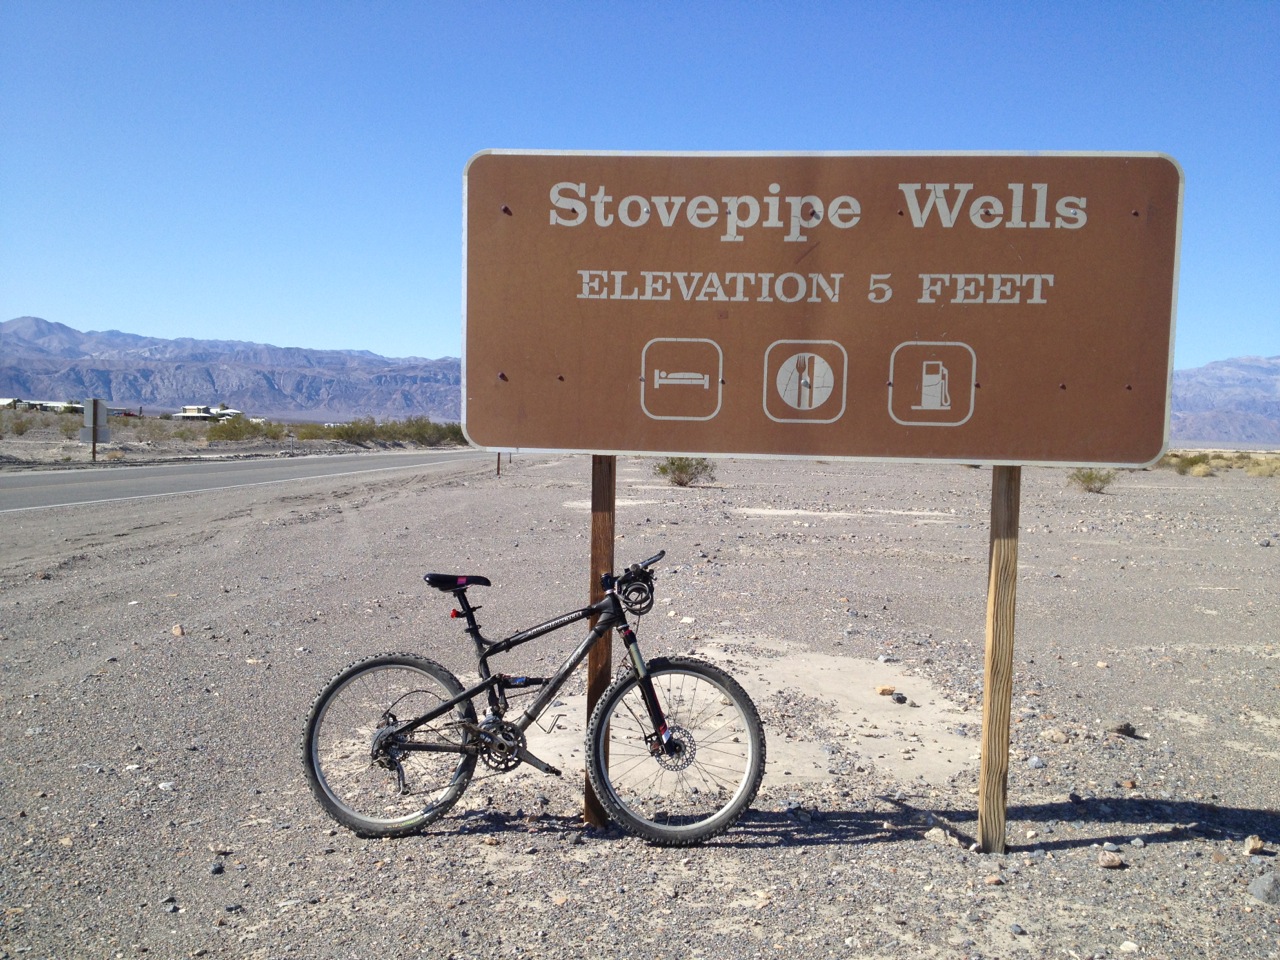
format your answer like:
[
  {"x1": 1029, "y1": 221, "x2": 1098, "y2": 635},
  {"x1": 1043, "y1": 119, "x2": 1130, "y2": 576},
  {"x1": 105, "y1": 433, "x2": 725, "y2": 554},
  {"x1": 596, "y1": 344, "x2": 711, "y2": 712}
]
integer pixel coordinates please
[{"x1": 1, "y1": 450, "x2": 1278, "y2": 959}]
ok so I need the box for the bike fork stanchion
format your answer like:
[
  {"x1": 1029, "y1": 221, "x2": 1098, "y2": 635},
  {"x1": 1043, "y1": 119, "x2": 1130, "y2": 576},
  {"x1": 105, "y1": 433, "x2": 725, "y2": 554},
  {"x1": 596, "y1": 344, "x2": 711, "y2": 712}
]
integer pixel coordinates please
[
  {"x1": 619, "y1": 626, "x2": 673, "y2": 751},
  {"x1": 584, "y1": 454, "x2": 617, "y2": 827}
]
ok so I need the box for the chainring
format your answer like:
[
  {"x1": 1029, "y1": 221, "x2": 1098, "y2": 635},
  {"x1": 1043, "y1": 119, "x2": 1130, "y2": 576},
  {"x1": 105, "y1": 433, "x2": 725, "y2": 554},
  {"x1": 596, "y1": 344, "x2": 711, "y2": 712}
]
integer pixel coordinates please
[{"x1": 477, "y1": 718, "x2": 526, "y2": 772}]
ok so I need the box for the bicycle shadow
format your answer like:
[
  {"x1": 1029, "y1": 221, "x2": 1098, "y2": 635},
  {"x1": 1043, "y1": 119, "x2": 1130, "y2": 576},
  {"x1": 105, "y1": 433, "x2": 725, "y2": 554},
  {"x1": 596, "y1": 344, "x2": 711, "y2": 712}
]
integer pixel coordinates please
[
  {"x1": 450, "y1": 806, "x2": 599, "y2": 843},
  {"x1": 724, "y1": 795, "x2": 1280, "y2": 855},
  {"x1": 440, "y1": 795, "x2": 1278, "y2": 856}
]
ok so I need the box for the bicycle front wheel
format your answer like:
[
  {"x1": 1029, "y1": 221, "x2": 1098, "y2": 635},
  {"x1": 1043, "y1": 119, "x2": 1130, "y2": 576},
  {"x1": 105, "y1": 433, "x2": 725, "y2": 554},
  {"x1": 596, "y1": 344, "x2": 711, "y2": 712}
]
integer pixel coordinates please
[
  {"x1": 303, "y1": 653, "x2": 477, "y2": 838},
  {"x1": 586, "y1": 656, "x2": 765, "y2": 846}
]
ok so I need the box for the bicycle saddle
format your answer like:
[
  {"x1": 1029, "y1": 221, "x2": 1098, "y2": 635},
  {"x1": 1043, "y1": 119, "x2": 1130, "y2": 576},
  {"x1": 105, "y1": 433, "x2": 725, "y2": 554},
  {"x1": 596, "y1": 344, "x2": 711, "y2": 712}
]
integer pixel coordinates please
[{"x1": 423, "y1": 573, "x2": 491, "y2": 592}]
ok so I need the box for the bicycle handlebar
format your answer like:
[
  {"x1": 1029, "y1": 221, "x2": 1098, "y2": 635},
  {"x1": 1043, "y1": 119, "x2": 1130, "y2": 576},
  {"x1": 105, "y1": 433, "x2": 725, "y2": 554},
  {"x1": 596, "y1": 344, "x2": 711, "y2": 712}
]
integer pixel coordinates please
[
  {"x1": 630, "y1": 550, "x2": 666, "y2": 573},
  {"x1": 611, "y1": 550, "x2": 663, "y2": 616},
  {"x1": 601, "y1": 550, "x2": 666, "y2": 596}
]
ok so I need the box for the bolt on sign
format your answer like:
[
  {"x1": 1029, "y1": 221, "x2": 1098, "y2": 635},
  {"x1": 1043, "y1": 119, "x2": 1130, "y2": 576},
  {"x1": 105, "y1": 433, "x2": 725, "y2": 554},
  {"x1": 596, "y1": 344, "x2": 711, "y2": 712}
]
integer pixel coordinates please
[{"x1": 463, "y1": 152, "x2": 1182, "y2": 466}]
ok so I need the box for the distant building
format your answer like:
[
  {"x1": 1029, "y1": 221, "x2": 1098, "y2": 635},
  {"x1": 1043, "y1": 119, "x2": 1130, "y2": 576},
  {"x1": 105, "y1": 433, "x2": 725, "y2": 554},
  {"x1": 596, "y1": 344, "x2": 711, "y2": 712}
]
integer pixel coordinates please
[
  {"x1": 2, "y1": 398, "x2": 140, "y2": 417},
  {"x1": 11, "y1": 399, "x2": 85, "y2": 415},
  {"x1": 173, "y1": 405, "x2": 242, "y2": 421}
]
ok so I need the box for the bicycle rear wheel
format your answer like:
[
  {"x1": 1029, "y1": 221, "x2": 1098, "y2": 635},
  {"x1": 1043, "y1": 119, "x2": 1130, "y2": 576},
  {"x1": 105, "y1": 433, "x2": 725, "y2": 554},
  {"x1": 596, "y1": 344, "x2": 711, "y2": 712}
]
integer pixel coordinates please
[
  {"x1": 303, "y1": 653, "x2": 477, "y2": 838},
  {"x1": 586, "y1": 656, "x2": 765, "y2": 846}
]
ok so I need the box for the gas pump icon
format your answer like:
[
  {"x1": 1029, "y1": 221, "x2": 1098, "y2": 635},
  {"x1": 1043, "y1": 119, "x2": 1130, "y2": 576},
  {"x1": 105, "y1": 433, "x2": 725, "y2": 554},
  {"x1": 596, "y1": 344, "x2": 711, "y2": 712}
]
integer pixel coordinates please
[
  {"x1": 912, "y1": 361, "x2": 951, "y2": 411},
  {"x1": 888, "y1": 341, "x2": 975, "y2": 427}
]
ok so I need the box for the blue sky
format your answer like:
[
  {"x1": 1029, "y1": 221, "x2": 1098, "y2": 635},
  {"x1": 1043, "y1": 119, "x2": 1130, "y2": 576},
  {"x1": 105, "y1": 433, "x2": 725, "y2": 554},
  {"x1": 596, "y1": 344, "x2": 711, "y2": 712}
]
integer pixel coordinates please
[{"x1": 2, "y1": 1, "x2": 1276, "y2": 370}]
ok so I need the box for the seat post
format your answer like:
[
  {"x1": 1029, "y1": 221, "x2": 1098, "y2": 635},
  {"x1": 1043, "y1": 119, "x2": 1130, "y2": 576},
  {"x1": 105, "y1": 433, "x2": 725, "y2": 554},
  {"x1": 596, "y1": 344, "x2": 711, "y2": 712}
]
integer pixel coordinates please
[{"x1": 453, "y1": 588, "x2": 485, "y2": 651}]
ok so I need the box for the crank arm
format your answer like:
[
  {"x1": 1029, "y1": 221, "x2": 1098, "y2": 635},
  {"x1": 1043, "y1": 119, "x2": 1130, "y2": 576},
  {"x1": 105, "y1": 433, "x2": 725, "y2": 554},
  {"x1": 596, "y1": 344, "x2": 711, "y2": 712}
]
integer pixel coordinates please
[{"x1": 514, "y1": 746, "x2": 561, "y2": 777}]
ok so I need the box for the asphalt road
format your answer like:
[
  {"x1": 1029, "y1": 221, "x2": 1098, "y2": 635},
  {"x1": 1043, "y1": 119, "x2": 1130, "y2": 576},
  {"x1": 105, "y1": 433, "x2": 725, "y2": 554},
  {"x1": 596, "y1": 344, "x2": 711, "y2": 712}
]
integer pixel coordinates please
[{"x1": 0, "y1": 449, "x2": 491, "y2": 512}]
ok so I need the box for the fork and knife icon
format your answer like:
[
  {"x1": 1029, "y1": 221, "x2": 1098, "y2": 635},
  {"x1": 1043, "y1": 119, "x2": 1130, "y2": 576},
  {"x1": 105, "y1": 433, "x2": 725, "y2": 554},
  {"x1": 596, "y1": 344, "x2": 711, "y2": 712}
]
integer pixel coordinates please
[{"x1": 793, "y1": 353, "x2": 817, "y2": 409}]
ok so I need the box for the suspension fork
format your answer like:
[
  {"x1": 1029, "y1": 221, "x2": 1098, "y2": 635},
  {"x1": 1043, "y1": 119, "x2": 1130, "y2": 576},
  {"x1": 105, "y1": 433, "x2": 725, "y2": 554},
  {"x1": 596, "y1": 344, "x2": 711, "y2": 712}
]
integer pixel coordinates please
[{"x1": 618, "y1": 623, "x2": 677, "y2": 755}]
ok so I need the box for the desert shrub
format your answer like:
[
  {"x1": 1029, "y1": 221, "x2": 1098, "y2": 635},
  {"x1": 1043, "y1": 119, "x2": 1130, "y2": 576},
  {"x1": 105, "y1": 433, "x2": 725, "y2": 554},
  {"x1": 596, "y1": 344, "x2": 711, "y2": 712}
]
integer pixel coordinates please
[
  {"x1": 206, "y1": 415, "x2": 284, "y2": 441},
  {"x1": 332, "y1": 417, "x2": 378, "y2": 444},
  {"x1": 171, "y1": 427, "x2": 201, "y2": 441},
  {"x1": 242, "y1": 419, "x2": 285, "y2": 440},
  {"x1": 384, "y1": 417, "x2": 464, "y2": 446},
  {"x1": 59, "y1": 414, "x2": 79, "y2": 439},
  {"x1": 104, "y1": 450, "x2": 125, "y2": 461},
  {"x1": 1162, "y1": 452, "x2": 1210, "y2": 475},
  {"x1": 207, "y1": 415, "x2": 259, "y2": 441},
  {"x1": 1155, "y1": 450, "x2": 1229, "y2": 477},
  {"x1": 1068, "y1": 467, "x2": 1116, "y2": 493},
  {"x1": 11, "y1": 415, "x2": 30, "y2": 436},
  {"x1": 292, "y1": 422, "x2": 333, "y2": 440},
  {"x1": 291, "y1": 418, "x2": 463, "y2": 445},
  {"x1": 139, "y1": 419, "x2": 170, "y2": 442},
  {"x1": 1245, "y1": 458, "x2": 1280, "y2": 478},
  {"x1": 653, "y1": 456, "x2": 716, "y2": 487},
  {"x1": 414, "y1": 419, "x2": 461, "y2": 444}
]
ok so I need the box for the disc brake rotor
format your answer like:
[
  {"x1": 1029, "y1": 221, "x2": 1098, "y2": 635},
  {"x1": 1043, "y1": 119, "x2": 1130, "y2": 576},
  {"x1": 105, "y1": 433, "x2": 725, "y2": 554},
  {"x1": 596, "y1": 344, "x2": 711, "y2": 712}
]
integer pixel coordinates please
[{"x1": 654, "y1": 724, "x2": 695, "y2": 772}]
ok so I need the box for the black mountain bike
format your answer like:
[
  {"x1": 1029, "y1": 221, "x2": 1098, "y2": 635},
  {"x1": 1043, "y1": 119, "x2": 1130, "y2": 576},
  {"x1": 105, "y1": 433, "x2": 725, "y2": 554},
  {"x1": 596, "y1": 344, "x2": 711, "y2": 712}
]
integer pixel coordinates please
[{"x1": 302, "y1": 551, "x2": 765, "y2": 846}]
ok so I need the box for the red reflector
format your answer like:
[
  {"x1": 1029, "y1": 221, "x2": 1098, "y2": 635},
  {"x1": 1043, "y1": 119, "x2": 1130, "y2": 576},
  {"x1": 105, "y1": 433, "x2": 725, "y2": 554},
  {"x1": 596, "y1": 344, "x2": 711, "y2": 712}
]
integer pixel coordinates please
[{"x1": 450, "y1": 609, "x2": 461, "y2": 619}]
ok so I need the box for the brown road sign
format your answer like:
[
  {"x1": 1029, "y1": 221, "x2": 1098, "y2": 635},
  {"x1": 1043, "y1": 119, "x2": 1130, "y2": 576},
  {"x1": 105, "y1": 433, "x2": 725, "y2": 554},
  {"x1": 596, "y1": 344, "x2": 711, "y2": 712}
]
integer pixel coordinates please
[{"x1": 463, "y1": 151, "x2": 1182, "y2": 466}]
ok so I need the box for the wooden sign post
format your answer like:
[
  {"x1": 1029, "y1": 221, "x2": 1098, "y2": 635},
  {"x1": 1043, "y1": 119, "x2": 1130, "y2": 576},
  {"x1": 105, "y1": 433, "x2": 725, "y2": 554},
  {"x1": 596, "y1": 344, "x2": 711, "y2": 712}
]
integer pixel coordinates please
[
  {"x1": 978, "y1": 465, "x2": 1022, "y2": 853},
  {"x1": 584, "y1": 454, "x2": 617, "y2": 826}
]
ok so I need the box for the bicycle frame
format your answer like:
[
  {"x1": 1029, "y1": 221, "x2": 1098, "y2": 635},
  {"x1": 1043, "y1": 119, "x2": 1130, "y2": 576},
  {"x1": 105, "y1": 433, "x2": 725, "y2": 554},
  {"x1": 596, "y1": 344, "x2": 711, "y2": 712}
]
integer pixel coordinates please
[{"x1": 387, "y1": 585, "x2": 672, "y2": 759}]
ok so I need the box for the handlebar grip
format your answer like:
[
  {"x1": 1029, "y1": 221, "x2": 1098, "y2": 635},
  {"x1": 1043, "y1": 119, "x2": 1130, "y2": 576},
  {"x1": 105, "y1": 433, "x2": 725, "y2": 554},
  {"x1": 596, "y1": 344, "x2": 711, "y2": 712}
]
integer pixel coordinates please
[{"x1": 639, "y1": 550, "x2": 666, "y2": 569}]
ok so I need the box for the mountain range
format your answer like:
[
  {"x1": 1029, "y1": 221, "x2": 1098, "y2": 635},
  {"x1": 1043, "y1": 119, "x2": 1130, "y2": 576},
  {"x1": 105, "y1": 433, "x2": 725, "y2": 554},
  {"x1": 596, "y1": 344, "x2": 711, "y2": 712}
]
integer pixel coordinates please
[
  {"x1": 3, "y1": 316, "x2": 1278, "y2": 444},
  {"x1": 0, "y1": 316, "x2": 460, "y2": 422},
  {"x1": 1170, "y1": 356, "x2": 1280, "y2": 445}
]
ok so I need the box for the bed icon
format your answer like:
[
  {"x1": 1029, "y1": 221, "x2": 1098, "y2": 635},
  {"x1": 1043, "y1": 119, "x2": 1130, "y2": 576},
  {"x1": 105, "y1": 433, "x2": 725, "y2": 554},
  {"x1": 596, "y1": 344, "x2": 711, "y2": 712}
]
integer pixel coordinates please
[
  {"x1": 641, "y1": 339, "x2": 723, "y2": 421},
  {"x1": 652, "y1": 370, "x2": 711, "y2": 390}
]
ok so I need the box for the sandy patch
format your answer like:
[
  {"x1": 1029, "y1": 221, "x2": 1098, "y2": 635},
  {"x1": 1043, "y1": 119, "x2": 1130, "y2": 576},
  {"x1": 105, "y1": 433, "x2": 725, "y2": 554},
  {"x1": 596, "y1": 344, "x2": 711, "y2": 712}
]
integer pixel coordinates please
[
  {"x1": 734, "y1": 506, "x2": 957, "y2": 521},
  {"x1": 698, "y1": 639, "x2": 975, "y2": 786},
  {"x1": 562, "y1": 498, "x2": 664, "y2": 510},
  {"x1": 467, "y1": 641, "x2": 976, "y2": 791}
]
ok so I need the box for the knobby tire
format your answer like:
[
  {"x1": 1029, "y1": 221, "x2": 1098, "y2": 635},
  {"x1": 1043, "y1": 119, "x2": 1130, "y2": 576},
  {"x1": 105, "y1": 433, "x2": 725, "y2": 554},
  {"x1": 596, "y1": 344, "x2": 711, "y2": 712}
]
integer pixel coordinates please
[
  {"x1": 302, "y1": 653, "x2": 477, "y2": 838},
  {"x1": 585, "y1": 656, "x2": 765, "y2": 846}
]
